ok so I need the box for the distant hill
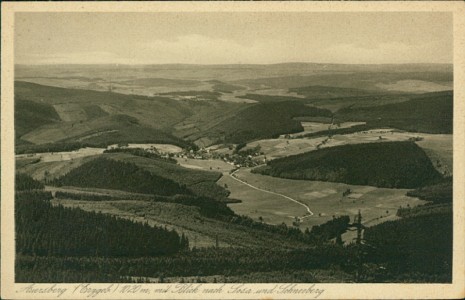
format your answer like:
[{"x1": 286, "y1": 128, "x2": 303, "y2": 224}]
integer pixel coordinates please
[
  {"x1": 336, "y1": 91, "x2": 453, "y2": 134},
  {"x1": 232, "y1": 70, "x2": 452, "y2": 91},
  {"x1": 16, "y1": 62, "x2": 452, "y2": 83},
  {"x1": 304, "y1": 94, "x2": 413, "y2": 112},
  {"x1": 211, "y1": 82, "x2": 246, "y2": 93},
  {"x1": 13, "y1": 82, "x2": 208, "y2": 149},
  {"x1": 14, "y1": 81, "x2": 191, "y2": 126},
  {"x1": 159, "y1": 90, "x2": 222, "y2": 100},
  {"x1": 58, "y1": 114, "x2": 192, "y2": 148},
  {"x1": 254, "y1": 141, "x2": 443, "y2": 188},
  {"x1": 201, "y1": 101, "x2": 332, "y2": 145},
  {"x1": 289, "y1": 85, "x2": 379, "y2": 99},
  {"x1": 17, "y1": 112, "x2": 192, "y2": 150},
  {"x1": 117, "y1": 77, "x2": 201, "y2": 87},
  {"x1": 237, "y1": 94, "x2": 306, "y2": 103},
  {"x1": 238, "y1": 92, "x2": 418, "y2": 112}
]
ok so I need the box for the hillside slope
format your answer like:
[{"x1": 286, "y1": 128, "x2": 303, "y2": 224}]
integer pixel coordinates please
[
  {"x1": 15, "y1": 81, "x2": 247, "y2": 149},
  {"x1": 336, "y1": 91, "x2": 453, "y2": 134},
  {"x1": 364, "y1": 209, "x2": 452, "y2": 282},
  {"x1": 104, "y1": 153, "x2": 229, "y2": 200},
  {"x1": 15, "y1": 98, "x2": 61, "y2": 139},
  {"x1": 232, "y1": 70, "x2": 452, "y2": 91},
  {"x1": 199, "y1": 101, "x2": 332, "y2": 145},
  {"x1": 52, "y1": 157, "x2": 192, "y2": 196},
  {"x1": 254, "y1": 141, "x2": 442, "y2": 188},
  {"x1": 289, "y1": 85, "x2": 379, "y2": 99}
]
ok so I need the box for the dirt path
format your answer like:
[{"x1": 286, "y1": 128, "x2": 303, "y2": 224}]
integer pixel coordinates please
[{"x1": 229, "y1": 169, "x2": 314, "y2": 218}]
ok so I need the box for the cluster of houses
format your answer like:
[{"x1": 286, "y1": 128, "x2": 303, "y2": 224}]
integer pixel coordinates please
[
  {"x1": 107, "y1": 142, "x2": 265, "y2": 168},
  {"x1": 175, "y1": 145, "x2": 264, "y2": 168}
]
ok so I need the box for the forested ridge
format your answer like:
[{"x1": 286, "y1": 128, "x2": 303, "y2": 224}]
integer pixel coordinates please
[
  {"x1": 363, "y1": 211, "x2": 452, "y2": 282},
  {"x1": 51, "y1": 157, "x2": 192, "y2": 196},
  {"x1": 14, "y1": 162, "x2": 453, "y2": 283},
  {"x1": 254, "y1": 141, "x2": 443, "y2": 188},
  {"x1": 15, "y1": 98, "x2": 60, "y2": 139},
  {"x1": 16, "y1": 196, "x2": 188, "y2": 257},
  {"x1": 16, "y1": 246, "x2": 349, "y2": 283},
  {"x1": 406, "y1": 178, "x2": 452, "y2": 203},
  {"x1": 357, "y1": 175, "x2": 453, "y2": 282},
  {"x1": 209, "y1": 101, "x2": 332, "y2": 144},
  {"x1": 106, "y1": 152, "x2": 229, "y2": 201},
  {"x1": 336, "y1": 91, "x2": 453, "y2": 134},
  {"x1": 103, "y1": 147, "x2": 177, "y2": 163}
]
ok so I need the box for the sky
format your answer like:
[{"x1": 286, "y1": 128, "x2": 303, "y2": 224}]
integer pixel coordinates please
[{"x1": 15, "y1": 12, "x2": 453, "y2": 65}]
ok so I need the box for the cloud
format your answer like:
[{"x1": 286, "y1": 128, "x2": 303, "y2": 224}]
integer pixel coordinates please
[
  {"x1": 17, "y1": 35, "x2": 452, "y2": 65},
  {"x1": 318, "y1": 41, "x2": 451, "y2": 64},
  {"x1": 19, "y1": 51, "x2": 128, "y2": 65},
  {"x1": 140, "y1": 34, "x2": 276, "y2": 64}
]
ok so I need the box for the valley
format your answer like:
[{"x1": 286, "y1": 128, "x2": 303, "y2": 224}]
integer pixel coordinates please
[{"x1": 14, "y1": 62, "x2": 453, "y2": 283}]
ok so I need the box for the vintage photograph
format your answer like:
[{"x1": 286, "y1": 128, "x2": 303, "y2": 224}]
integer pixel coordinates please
[{"x1": 2, "y1": 2, "x2": 464, "y2": 299}]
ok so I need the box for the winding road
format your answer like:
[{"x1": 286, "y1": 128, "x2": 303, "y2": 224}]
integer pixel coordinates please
[{"x1": 229, "y1": 169, "x2": 314, "y2": 219}]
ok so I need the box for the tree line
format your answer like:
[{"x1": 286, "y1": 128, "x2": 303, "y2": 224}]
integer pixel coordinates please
[
  {"x1": 51, "y1": 157, "x2": 192, "y2": 196},
  {"x1": 254, "y1": 141, "x2": 443, "y2": 188},
  {"x1": 16, "y1": 173, "x2": 44, "y2": 191},
  {"x1": 103, "y1": 147, "x2": 177, "y2": 163},
  {"x1": 16, "y1": 245, "x2": 349, "y2": 283},
  {"x1": 16, "y1": 194, "x2": 189, "y2": 258},
  {"x1": 363, "y1": 211, "x2": 452, "y2": 282}
]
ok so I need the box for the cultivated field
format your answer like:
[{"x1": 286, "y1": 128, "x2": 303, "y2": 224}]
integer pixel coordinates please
[
  {"x1": 16, "y1": 147, "x2": 105, "y2": 162},
  {"x1": 219, "y1": 173, "x2": 306, "y2": 226},
  {"x1": 246, "y1": 127, "x2": 452, "y2": 162},
  {"x1": 415, "y1": 134, "x2": 453, "y2": 175},
  {"x1": 376, "y1": 80, "x2": 452, "y2": 93},
  {"x1": 108, "y1": 143, "x2": 183, "y2": 153},
  {"x1": 286, "y1": 121, "x2": 366, "y2": 138},
  {"x1": 223, "y1": 168, "x2": 427, "y2": 229},
  {"x1": 176, "y1": 158, "x2": 235, "y2": 172},
  {"x1": 16, "y1": 155, "x2": 100, "y2": 180}
]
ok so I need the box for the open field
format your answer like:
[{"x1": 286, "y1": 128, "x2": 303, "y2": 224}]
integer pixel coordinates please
[
  {"x1": 16, "y1": 147, "x2": 104, "y2": 162},
  {"x1": 219, "y1": 172, "x2": 306, "y2": 226},
  {"x1": 376, "y1": 80, "x2": 452, "y2": 93},
  {"x1": 108, "y1": 143, "x2": 183, "y2": 153},
  {"x1": 415, "y1": 134, "x2": 453, "y2": 175},
  {"x1": 16, "y1": 155, "x2": 100, "y2": 181},
  {"x1": 224, "y1": 168, "x2": 427, "y2": 229},
  {"x1": 105, "y1": 153, "x2": 222, "y2": 185},
  {"x1": 246, "y1": 127, "x2": 452, "y2": 162},
  {"x1": 246, "y1": 137, "x2": 325, "y2": 160},
  {"x1": 286, "y1": 121, "x2": 366, "y2": 138},
  {"x1": 176, "y1": 158, "x2": 235, "y2": 172}
]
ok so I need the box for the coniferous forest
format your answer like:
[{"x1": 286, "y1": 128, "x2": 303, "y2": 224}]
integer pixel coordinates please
[
  {"x1": 15, "y1": 171, "x2": 452, "y2": 283},
  {"x1": 254, "y1": 141, "x2": 442, "y2": 188},
  {"x1": 51, "y1": 157, "x2": 192, "y2": 196},
  {"x1": 16, "y1": 197, "x2": 189, "y2": 257}
]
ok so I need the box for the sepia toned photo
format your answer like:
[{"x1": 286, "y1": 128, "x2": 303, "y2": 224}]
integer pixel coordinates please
[{"x1": 2, "y1": 2, "x2": 464, "y2": 299}]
